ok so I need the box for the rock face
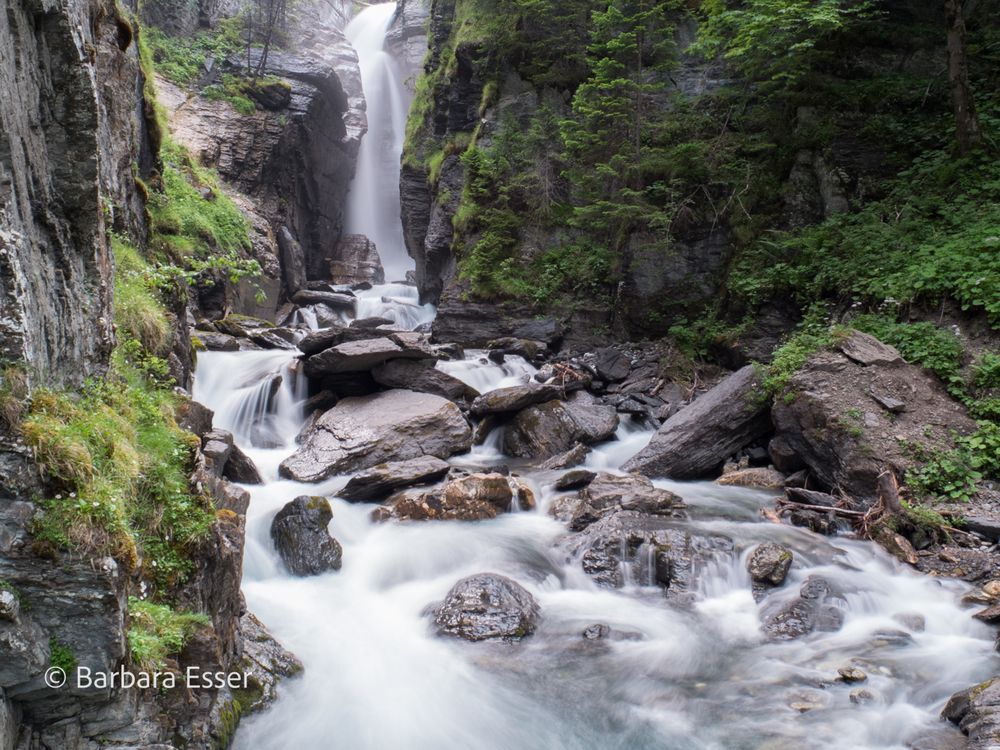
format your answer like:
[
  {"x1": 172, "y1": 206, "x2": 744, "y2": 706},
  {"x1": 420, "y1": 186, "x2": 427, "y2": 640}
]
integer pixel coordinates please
[
  {"x1": 0, "y1": 0, "x2": 157, "y2": 387},
  {"x1": 157, "y1": 15, "x2": 364, "y2": 281},
  {"x1": 386, "y1": 0, "x2": 431, "y2": 84},
  {"x1": 432, "y1": 574, "x2": 539, "y2": 641},
  {"x1": 623, "y1": 366, "x2": 771, "y2": 479},
  {"x1": 339, "y1": 456, "x2": 451, "y2": 502},
  {"x1": 943, "y1": 676, "x2": 1000, "y2": 749},
  {"x1": 373, "y1": 359, "x2": 479, "y2": 402},
  {"x1": 270, "y1": 496, "x2": 343, "y2": 576},
  {"x1": 330, "y1": 234, "x2": 385, "y2": 285},
  {"x1": 304, "y1": 338, "x2": 425, "y2": 377},
  {"x1": 556, "y1": 473, "x2": 685, "y2": 532},
  {"x1": 279, "y1": 390, "x2": 472, "y2": 482},
  {"x1": 470, "y1": 384, "x2": 565, "y2": 416},
  {"x1": 770, "y1": 331, "x2": 977, "y2": 502}
]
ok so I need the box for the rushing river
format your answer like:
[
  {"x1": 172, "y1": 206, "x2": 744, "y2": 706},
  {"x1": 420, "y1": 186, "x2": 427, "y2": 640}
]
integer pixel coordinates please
[{"x1": 192, "y1": 3, "x2": 999, "y2": 749}]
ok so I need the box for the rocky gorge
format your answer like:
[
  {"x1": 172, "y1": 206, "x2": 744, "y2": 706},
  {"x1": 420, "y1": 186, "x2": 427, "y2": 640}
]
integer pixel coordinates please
[{"x1": 1, "y1": 0, "x2": 1000, "y2": 749}]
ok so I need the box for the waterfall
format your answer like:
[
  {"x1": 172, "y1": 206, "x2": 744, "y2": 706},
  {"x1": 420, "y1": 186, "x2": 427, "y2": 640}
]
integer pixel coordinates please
[{"x1": 344, "y1": 3, "x2": 412, "y2": 283}]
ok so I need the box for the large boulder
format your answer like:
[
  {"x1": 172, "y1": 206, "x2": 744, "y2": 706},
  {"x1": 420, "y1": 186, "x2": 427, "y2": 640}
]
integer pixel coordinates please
[
  {"x1": 502, "y1": 393, "x2": 619, "y2": 460},
  {"x1": 770, "y1": 330, "x2": 977, "y2": 502},
  {"x1": 338, "y1": 456, "x2": 451, "y2": 502},
  {"x1": 270, "y1": 496, "x2": 343, "y2": 576},
  {"x1": 330, "y1": 234, "x2": 385, "y2": 286},
  {"x1": 432, "y1": 574, "x2": 539, "y2": 641},
  {"x1": 279, "y1": 390, "x2": 472, "y2": 482},
  {"x1": 201, "y1": 429, "x2": 263, "y2": 485},
  {"x1": 304, "y1": 337, "x2": 431, "y2": 377},
  {"x1": 382, "y1": 473, "x2": 515, "y2": 521},
  {"x1": 622, "y1": 365, "x2": 770, "y2": 479},
  {"x1": 556, "y1": 472, "x2": 685, "y2": 531},
  {"x1": 746, "y1": 543, "x2": 793, "y2": 587},
  {"x1": 562, "y1": 509, "x2": 733, "y2": 595},
  {"x1": 469, "y1": 383, "x2": 565, "y2": 417},
  {"x1": 944, "y1": 676, "x2": 1000, "y2": 749},
  {"x1": 372, "y1": 359, "x2": 479, "y2": 402}
]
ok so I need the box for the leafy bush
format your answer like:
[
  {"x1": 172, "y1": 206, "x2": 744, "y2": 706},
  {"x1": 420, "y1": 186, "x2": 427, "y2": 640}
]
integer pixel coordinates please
[
  {"x1": 907, "y1": 422, "x2": 1000, "y2": 502},
  {"x1": 849, "y1": 314, "x2": 965, "y2": 393},
  {"x1": 127, "y1": 597, "x2": 210, "y2": 670},
  {"x1": 145, "y1": 20, "x2": 245, "y2": 85}
]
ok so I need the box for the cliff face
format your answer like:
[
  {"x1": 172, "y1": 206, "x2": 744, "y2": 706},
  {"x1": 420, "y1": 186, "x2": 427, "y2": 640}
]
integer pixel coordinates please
[{"x1": 0, "y1": 0, "x2": 121, "y2": 388}]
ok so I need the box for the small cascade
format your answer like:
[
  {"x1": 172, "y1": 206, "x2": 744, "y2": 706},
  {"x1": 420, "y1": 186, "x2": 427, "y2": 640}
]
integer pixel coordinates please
[
  {"x1": 193, "y1": 350, "x2": 307, "y2": 449},
  {"x1": 437, "y1": 350, "x2": 539, "y2": 394},
  {"x1": 353, "y1": 283, "x2": 436, "y2": 329}
]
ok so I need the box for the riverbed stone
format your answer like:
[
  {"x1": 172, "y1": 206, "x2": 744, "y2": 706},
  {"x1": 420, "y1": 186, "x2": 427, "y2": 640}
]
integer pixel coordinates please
[
  {"x1": 560, "y1": 472, "x2": 685, "y2": 531},
  {"x1": 432, "y1": 574, "x2": 539, "y2": 641},
  {"x1": 761, "y1": 576, "x2": 846, "y2": 640},
  {"x1": 747, "y1": 543, "x2": 793, "y2": 587},
  {"x1": 944, "y1": 676, "x2": 1000, "y2": 748},
  {"x1": 279, "y1": 390, "x2": 472, "y2": 482},
  {"x1": 623, "y1": 365, "x2": 771, "y2": 479},
  {"x1": 304, "y1": 338, "x2": 421, "y2": 377},
  {"x1": 338, "y1": 456, "x2": 451, "y2": 502},
  {"x1": 555, "y1": 470, "x2": 596, "y2": 491},
  {"x1": 502, "y1": 394, "x2": 619, "y2": 460},
  {"x1": 383, "y1": 473, "x2": 515, "y2": 521},
  {"x1": 270, "y1": 496, "x2": 343, "y2": 576}
]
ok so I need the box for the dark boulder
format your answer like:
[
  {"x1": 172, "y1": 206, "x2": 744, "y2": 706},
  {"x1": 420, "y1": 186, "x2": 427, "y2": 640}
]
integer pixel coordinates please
[
  {"x1": 761, "y1": 576, "x2": 846, "y2": 640},
  {"x1": 270, "y1": 496, "x2": 343, "y2": 576},
  {"x1": 432, "y1": 574, "x2": 539, "y2": 641},
  {"x1": 746, "y1": 543, "x2": 793, "y2": 588},
  {"x1": 469, "y1": 383, "x2": 565, "y2": 417},
  {"x1": 622, "y1": 366, "x2": 771, "y2": 479},
  {"x1": 291, "y1": 288, "x2": 357, "y2": 311},
  {"x1": 943, "y1": 677, "x2": 1000, "y2": 749},
  {"x1": 558, "y1": 473, "x2": 685, "y2": 531},
  {"x1": 338, "y1": 456, "x2": 451, "y2": 502},
  {"x1": 502, "y1": 393, "x2": 619, "y2": 460},
  {"x1": 304, "y1": 337, "x2": 429, "y2": 377},
  {"x1": 383, "y1": 473, "x2": 515, "y2": 521}
]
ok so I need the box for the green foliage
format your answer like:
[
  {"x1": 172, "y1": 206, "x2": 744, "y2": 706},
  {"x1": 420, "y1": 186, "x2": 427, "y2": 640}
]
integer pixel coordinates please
[
  {"x1": 760, "y1": 306, "x2": 837, "y2": 396},
  {"x1": 113, "y1": 237, "x2": 172, "y2": 354},
  {"x1": 973, "y1": 352, "x2": 1000, "y2": 389},
  {"x1": 850, "y1": 314, "x2": 965, "y2": 393},
  {"x1": 729, "y1": 143, "x2": 1000, "y2": 326},
  {"x1": 127, "y1": 597, "x2": 210, "y2": 671},
  {"x1": 201, "y1": 73, "x2": 257, "y2": 115},
  {"x1": 24, "y1": 340, "x2": 215, "y2": 586},
  {"x1": 694, "y1": 0, "x2": 874, "y2": 85},
  {"x1": 49, "y1": 640, "x2": 77, "y2": 672},
  {"x1": 0, "y1": 365, "x2": 29, "y2": 434},
  {"x1": 907, "y1": 422, "x2": 1000, "y2": 502},
  {"x1": 144, "y1": 20, "x2": 245, "y2": 85}
]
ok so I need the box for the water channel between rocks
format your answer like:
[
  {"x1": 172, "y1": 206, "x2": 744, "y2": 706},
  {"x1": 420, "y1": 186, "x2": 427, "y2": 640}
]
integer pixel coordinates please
[{"x1": 191, "y1": 3, "x2": 999, "y2": 749}]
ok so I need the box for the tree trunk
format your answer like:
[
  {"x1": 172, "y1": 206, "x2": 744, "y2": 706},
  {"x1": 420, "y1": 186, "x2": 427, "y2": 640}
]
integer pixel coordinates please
[{"x1": 944, "y1": 0, "x2": 982, "y2": 154}]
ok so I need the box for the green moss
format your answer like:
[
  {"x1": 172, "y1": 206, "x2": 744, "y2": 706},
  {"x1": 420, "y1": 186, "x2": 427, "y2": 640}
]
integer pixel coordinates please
[
  {"x1": 49, "y1": 639, "x2": 77, "y2": 672},
  {"x1": 144, "y1": 20, "x2": 245, "y2": 86},
  {"x1": 127, "y1": 597, "x2": 210, "y2": 671}
]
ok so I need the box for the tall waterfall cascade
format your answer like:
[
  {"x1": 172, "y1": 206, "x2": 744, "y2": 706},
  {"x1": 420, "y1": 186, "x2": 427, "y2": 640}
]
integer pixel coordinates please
[
  {"x1": 344, "y1": 3, "x2": 413, "y2": 282},
  {"x1": 183, "y1": 4, "x2": 1000, "y2": 749}
]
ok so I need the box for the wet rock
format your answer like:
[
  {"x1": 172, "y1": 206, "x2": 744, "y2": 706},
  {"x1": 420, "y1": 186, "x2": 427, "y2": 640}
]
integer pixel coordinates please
[
  {"x1": 201, "y1": 429, "x2": 263, "y2": 485},
  {"x1": 767, "y1": 435, "x2": 805, "y2": 473},
  {"x1": 555, "y1": 470, "x2": 597, "y2": 491},
  {"x1": 248, "y1": 327, "x2": 298, "y2": 351},
  {"x1": 352, "y1": 316, "x2": 395, "y2": 330},
  {"x1": 372, "y1": 359, "x2": 479, "y2": 402},
  {"x1": 0, "y1": 590, "x2": 18, "y2": 622},
  {"x1": 270, "y1": 496, "x2": 343, "y2": 576},
  {"x1": 304, "y1": 390, "x2": 338, "y2": 416},
  {"x1": 224, "y1": 443, "x2": 263, "y2": 485},
  {"x1": 582, "y1": 623, "x2": 611, "y2": 640},
  {"x1": 433, "y1": 574, "x2": 539, "y2": 641},
  {"x1": 280, "y1": 390, "x2": 472, "y2": 482},
  {"x1": 486, "y1": 337, "x2": 547, "y2": 362},
  {"x1": 623, "y1": 366, "x2": 771, "y2": 479},
  {"x1": 747, "y1": 543, "x2": 793, "y2": 587},
  {"x1": 892, "y1": 612, "x2": 926, "y2": 632},
  {"x1": 561, "y1": 473, "x2": 685, "y2": 531},
  {"x1": 973, "y1": 604, "x2": 1000, "y2": 624},
  {"x1": 717, "y1": 467, "x2": 785, "y2": 489},
  {"x1": 339, "y1": 456, "x2": 451, "y2": 502},
  {"x1": 563, "y1": 509, "x2": 732, "y2": 594},
  {"x1": 239, "y1": 612, "x2": 304, "y2": 710},
  {"x1": 944, "y1": 676, "x2": 1000, "y2": 748},
  {"x1": 297, "y1": 325, "x2": 386, "y2": 355},
  {"x1": 291, "y1": 288, "x2": 357, "y2": 311},
  {"x1": 838, "y1": 667, "x2": 867, "y2": 683},
  {"x1": 503, "y1": 394, "x2": 619, "y2": 460},
  {"x1": 304, "y1": 337, "x2": 427, "y2": 377},
  {"x1": 784, "y1": 487, "x2": 841, "y2": 507},
  {"x1": 385, "y1": 473, "x2": 514, "y2": 521},
  {"x1": 849, "y1": 688, "x2": 877, "y2": 706},
  {"x1": 762, "y1": 576, "x2": 846, "y2": 640},
  {"x1": 771, "y1": 332, "x2": 976, "y2": 502},
  {"x1": 539, "y1": 444, "x2": 591, "y2": 470},
  {"x1": 330, "y1": 234, "x2": 385, "y2": 286},
  {"x1": 470, "y1": 383, "x2": 565, "y2": 416},
  {"x1": 215, "y1": 314, "x2": 276, "y2": 339},
  {"x1": 194, "y1": 330, "x2": 242, "y2": 352}
]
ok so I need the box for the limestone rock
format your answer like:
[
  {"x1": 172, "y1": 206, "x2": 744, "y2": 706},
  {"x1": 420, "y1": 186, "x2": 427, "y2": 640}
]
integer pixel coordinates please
[{"x1": 279, "y1": 390, "x2": 472, "y2": 482}]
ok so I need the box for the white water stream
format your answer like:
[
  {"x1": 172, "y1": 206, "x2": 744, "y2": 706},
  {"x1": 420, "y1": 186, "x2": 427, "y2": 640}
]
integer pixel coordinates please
[{"x1": 190, "y1": 3, "x2": 1000, "y2": 748}]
